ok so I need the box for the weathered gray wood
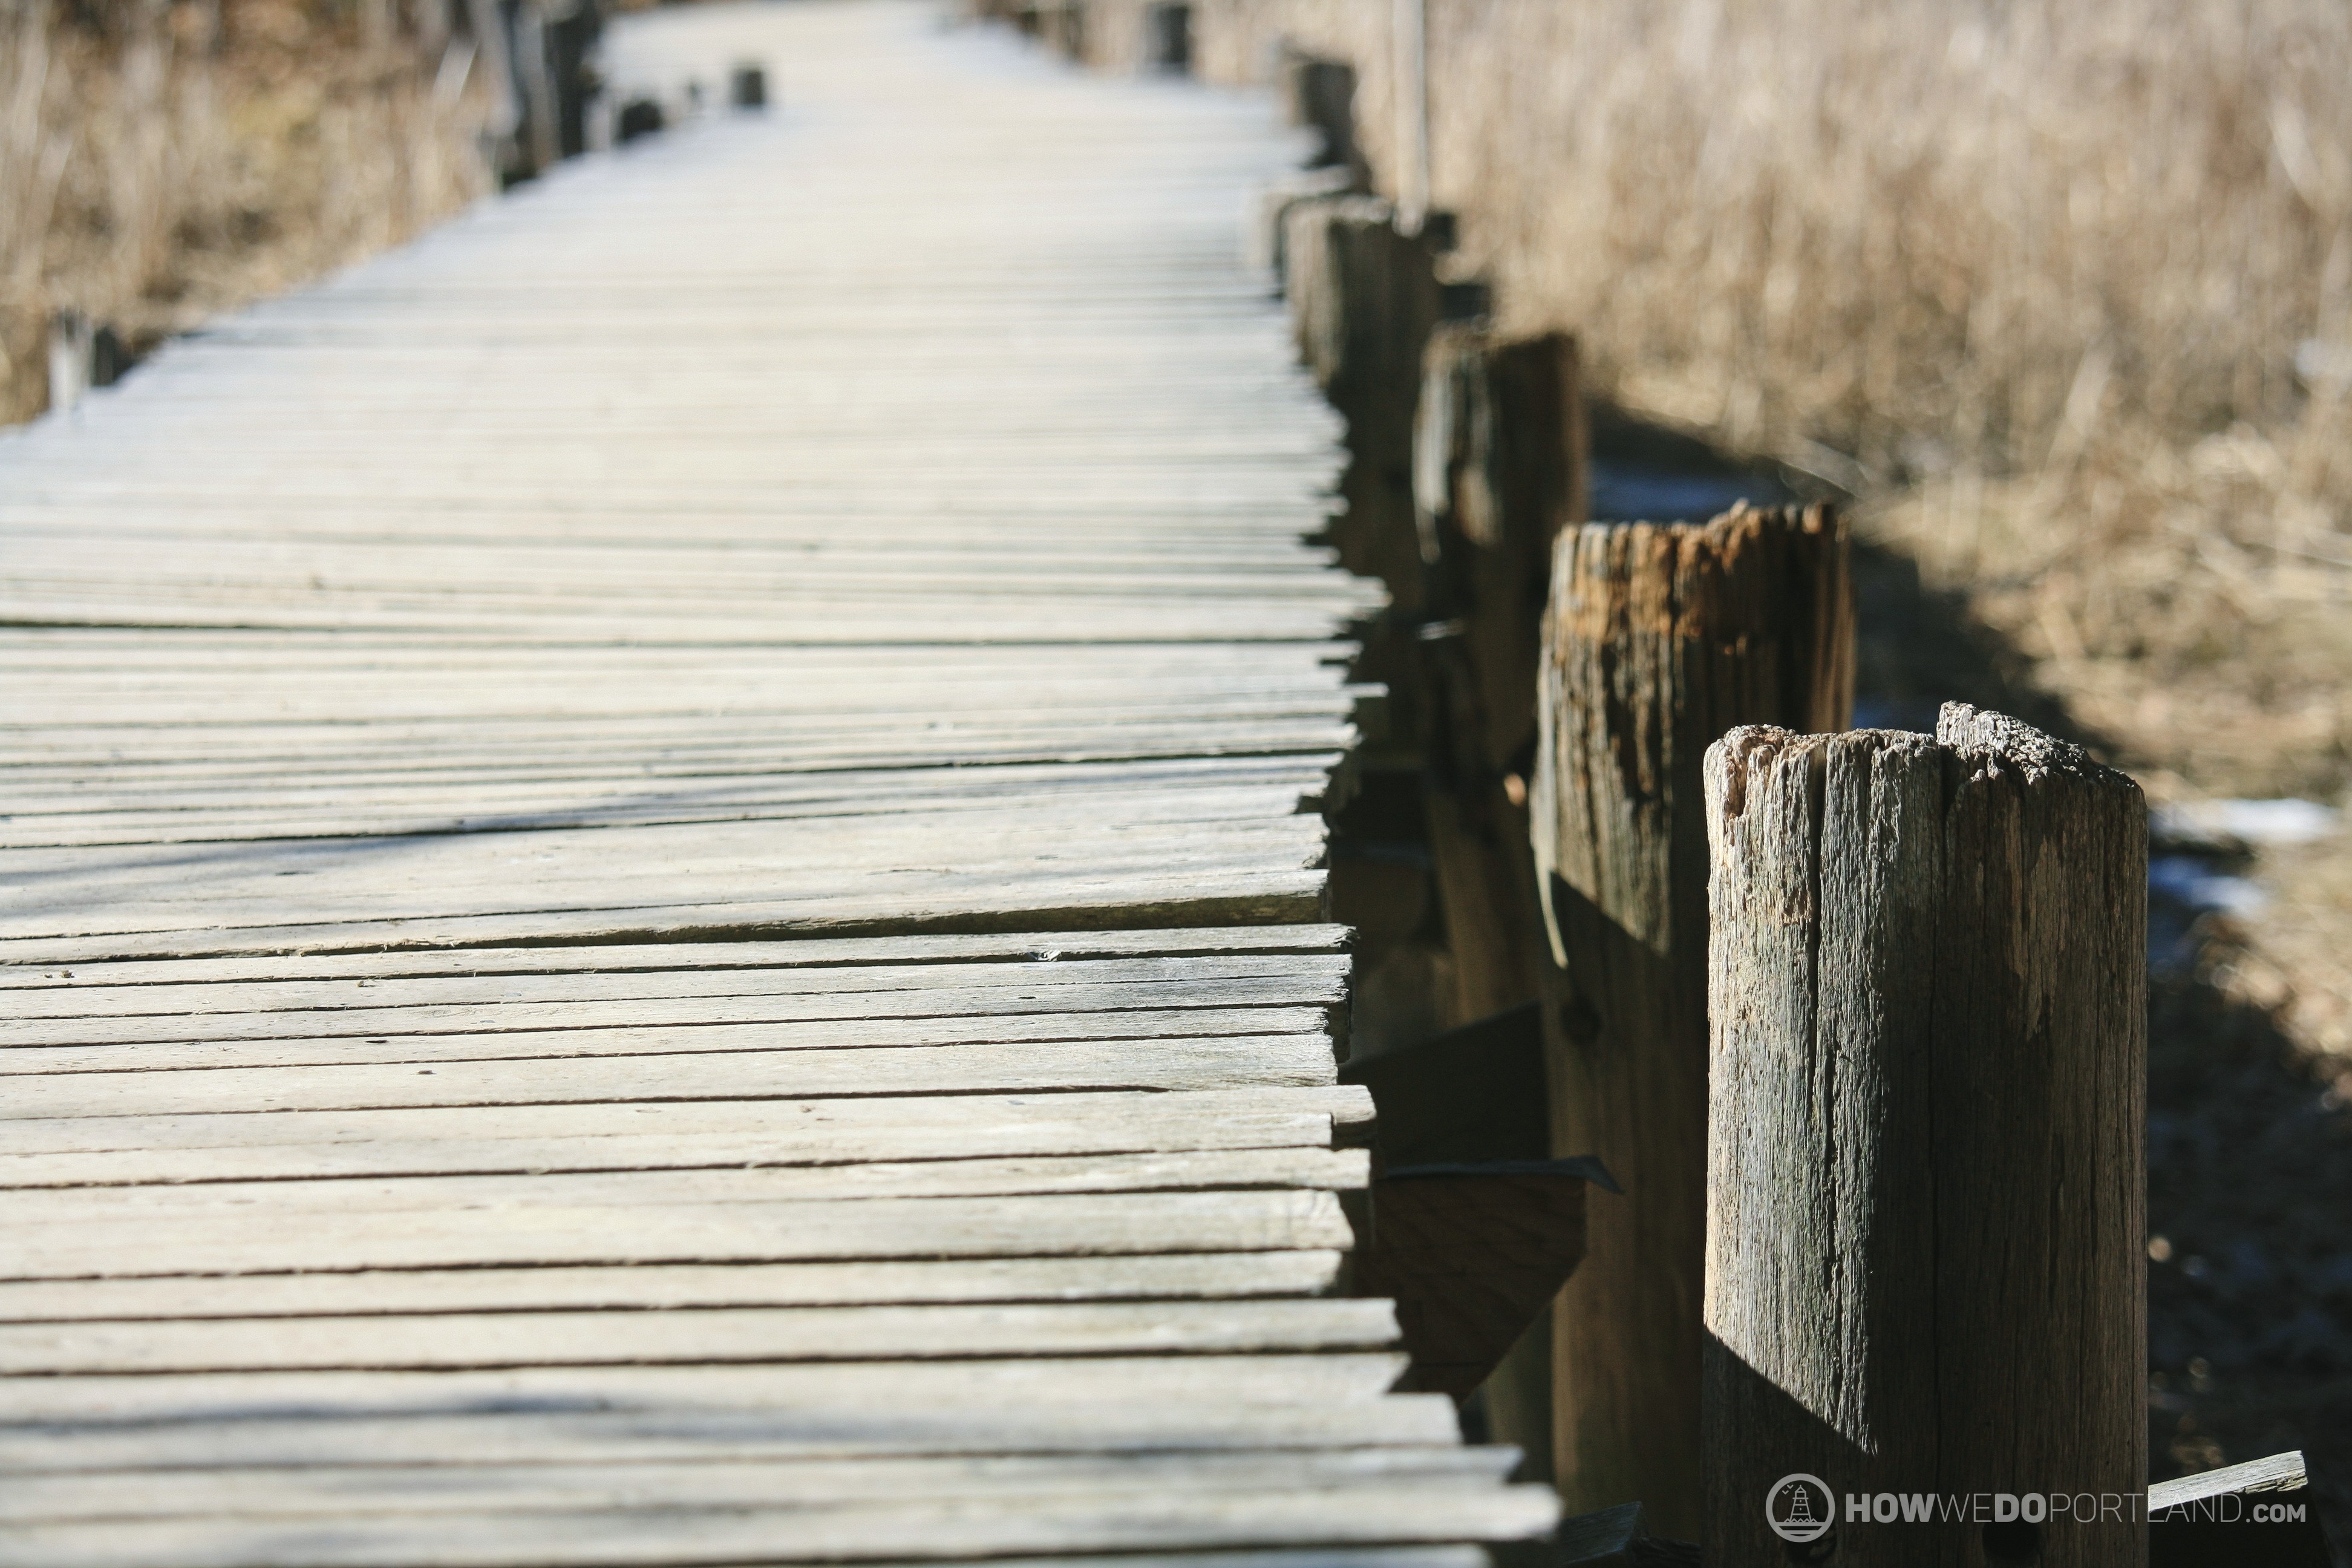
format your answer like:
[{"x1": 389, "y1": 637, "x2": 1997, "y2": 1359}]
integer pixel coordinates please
[
  {"x1": 0, "y1": 1252, "x2": 1349, "y2": 1322},
  {"x1": 0, "y1": 1032, "x2": 1339, "y2": 1122},
  {"x1": 0, "y1": 1481, "x2": 1561, "y2": 1568},
  {"x1": 0, "y1": 952, "x2": 1341, "y2": 1027},
  {"x1": 2149, "y1": 1449, "x2": 2329, "y2": 1567},
  {"x1": 1414, "y1": 328, "x2": 1585, "y2": 787},
  {"x1": 0, "y1": 1010, "x2": 1333, "y2": 1080},
  {"x1": 1701, "y1": 707, "x2": 2146, "y2": 1566},
  {"x1": 0, "y1": 1392, "x2": 1466, "y2": 1473},
  {"x1": 0, "y1": 1085, "x2": 1372, "y2": 1174},
  {"x1": 0, "y1": 1298, "x2": 1402, "y2": 1376},
  {"x1": 0, "y1": 926, "x2": 1350, "y2": 993},
  {"x1": 0, "y1": 2, "x2": 1559, "y2": 1556},
  {"x1": 1, "y1": 1187, "x2": 1356, "y2": 1278},
  {"x1": 0, "y1": 1148, "x2": 1368, "y2": 1227},
  {"x1": 0, "y1": 952, "x2": 1347, "y2": 1022},
  {"x1": 0, "y1": 1449, "x2": 1514, "y2": 1524},
  {"x1": 1530, "y1": 501, "x2": 1853, "y2": 1534},
  {"x1": 0, "y1": 1353, "x2": 1411, "y2": 1424},
  {"x1": 2149, "y1": 1449, "x2": 2311, "y2": 1511}
]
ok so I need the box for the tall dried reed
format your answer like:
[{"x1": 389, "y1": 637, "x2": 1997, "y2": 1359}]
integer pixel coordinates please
[
  {"x1": 1112, "y1": 0, "x2": 2352, "y2": 795},
  {"x1": 0, "y1": 0, "x2": 491, "y2": 423}
]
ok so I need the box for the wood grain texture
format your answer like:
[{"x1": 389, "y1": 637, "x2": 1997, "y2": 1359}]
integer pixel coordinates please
[
  {"x1": 1531, "y1": 501, "x2": 1853, "y2": 1534},
  {"x1": 1701, "y1": 707, "x2": 2145, "y2": 1566}
]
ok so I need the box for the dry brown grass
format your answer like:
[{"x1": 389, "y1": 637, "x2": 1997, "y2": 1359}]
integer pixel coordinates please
[
  {"x1": 0, "y1": 0, "x2": 492, "y2": 423},
  {"x1": 1111, "y1": 0, "x2": 2352, "y2": 804}
]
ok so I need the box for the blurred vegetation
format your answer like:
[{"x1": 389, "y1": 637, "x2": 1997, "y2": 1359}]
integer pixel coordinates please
[
  {"x1": 0, "y1": 0, "x2": 492, "y2": 421},
  {"x1": 1126, "y1": 0, "x2": 2352, "y2": 807}
]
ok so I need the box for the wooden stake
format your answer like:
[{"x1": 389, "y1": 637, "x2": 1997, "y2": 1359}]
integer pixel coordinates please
[
  {"x1": 1531, "y1": 503, "x2": 1852, "y2": 1535},
  {"x1": 1142, "y1": 4, "x2": 1191, "y2": 75},
  {"x1": 1412, "y1": 326, "x2": 1583, "y2": 1024},
  {"x1": 1703, "y1": 707, "x2": 2146, "y2": 1566},
  {"x1": 1281, "y1": 195, "x2": 1437, "y2": 615},
  {"x1": 1279, "y1": 50, "x2": 1359, "y2": 178},
  {"x1": 1391, "y1": 0, "x2": 1429, "y2": 232}
]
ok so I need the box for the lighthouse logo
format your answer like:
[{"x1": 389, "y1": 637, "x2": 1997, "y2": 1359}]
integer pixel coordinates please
[{"x1": 1766, "y1": 1474, "x2": 1836, "y2": 1545}]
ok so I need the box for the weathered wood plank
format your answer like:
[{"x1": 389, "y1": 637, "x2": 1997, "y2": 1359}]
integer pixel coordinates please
[
  {"x1": 0, "y1": 1033, "x2": 1342, "y2": 1120},
  {"x1": 0, "y1": 1188, "x2": 1357, "y2": 1278},
  {"x1": 0, "y1": 1481, "x2": 1560, "y2": 1568},
  {"x1": 0, "y1": 1252, "x2": 1350, "y2": 1323},
  {"x1": 0, "y1": 926, "x2": 1351, "y2": 991},
  {"x1": 0, "y1": 1298, "x2": 1403, "y2": 1376},
  {"x1": 0, "y1": 1354, "x2": 1412, "y2": 1423},
  {"x1": 0, "y1": 1148, "x2": 1369, "y2": 1227},
  {"x1": 0, "y1": 964, "x2": 1346, "y2": 1040},
  {"x1": 0, "y1": 1396, "x2": 1466, "y2": 1474},
  {"x1": 0, "y1": 1449, "x2": 1513, "y2": 1524}
]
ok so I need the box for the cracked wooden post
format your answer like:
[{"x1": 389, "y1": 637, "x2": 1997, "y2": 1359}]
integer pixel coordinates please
[
  {"x1": 1532, "y1": 502, "x2": 1853, "y2": 1535},
  {"x1": 1703, "y1": 707, "x2": 2147, "y2": 1567}
]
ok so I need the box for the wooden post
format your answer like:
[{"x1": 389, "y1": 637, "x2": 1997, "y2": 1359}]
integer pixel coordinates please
[
  {"x1": 463, "y1": 0, "x2": 525, "y2": 179},
  {"x1": 730, "y1": 64, "x2": 769, "y2": 111},
  {"x1": 1532, "y1": 503, "x2": 1853, "y2": 1536},
  {"x1": 46, "y1": 312, "x2": 95, "y2": 417},
  {"x1": 1280, "y1": 195, "x2": 1438, "y2": 618},
  {"x1": 47, "y1": 312, "x2": 133, "y2": 416},
  {"x1": 1247, "y1": 167, "x2": 1356, "y2": 286},
  {"x1": 1414, "y1": 325, "x2": 1583, "y2": 1023},
  {"x1": 511, "y1": 2, "x2": 561, "y2": 175},
  {"x1": 1142, "y1": 2, "x2": 1191, "y2": 74},
  {"x1": 1703, "y1": 706, "x2": 2146, "y2": 1566},
  {"x1": 1279, "y1": 50, "x2": 1360, "y2": 178},
  {"x1": 1390, "y1": 0, "x2": 1429, "y2": 232},
  {"x1": 1411, "y1": 328, "x2": 1586, "y2": 1480},
  {"x1": 549, "y1": 4, "x2": 607, "y2": 156},
  {"x1": 615, "y1": 97, "x2": 665, "y2": 144},
  {"x1": 1050, "y1": 0, "x2": 1088, "y2": 64}
]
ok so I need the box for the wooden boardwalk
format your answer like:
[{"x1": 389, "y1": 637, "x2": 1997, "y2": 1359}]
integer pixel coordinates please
[{"x1": 0, "y1": 4, "x2": 1553, "y2": 1563}]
